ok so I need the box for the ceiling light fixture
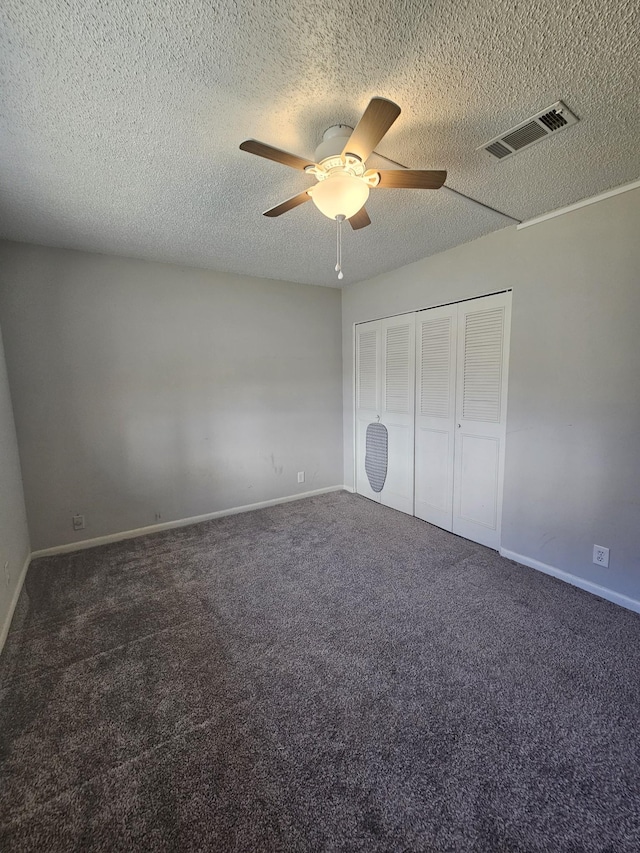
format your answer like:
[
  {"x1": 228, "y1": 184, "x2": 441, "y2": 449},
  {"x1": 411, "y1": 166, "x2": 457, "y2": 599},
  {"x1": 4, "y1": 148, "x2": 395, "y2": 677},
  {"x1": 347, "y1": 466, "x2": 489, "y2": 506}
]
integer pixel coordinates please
[
  {"x1": 308, "y1": 170, "x2": 370, "y2": 220},
  {"x1": 307, "y1": 166, "x2": 370, "y2": 280},
  {"x1": 303, "y1": 129, "x2": 375, "y2": 280}
]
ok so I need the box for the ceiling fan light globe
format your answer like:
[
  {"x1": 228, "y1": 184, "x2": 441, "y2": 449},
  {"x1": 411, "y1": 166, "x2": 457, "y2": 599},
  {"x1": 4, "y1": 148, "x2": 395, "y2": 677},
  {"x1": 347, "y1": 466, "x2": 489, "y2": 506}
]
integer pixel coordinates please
[{"x1": 310, "y1": 172, "x2": 369, "y2": 220}]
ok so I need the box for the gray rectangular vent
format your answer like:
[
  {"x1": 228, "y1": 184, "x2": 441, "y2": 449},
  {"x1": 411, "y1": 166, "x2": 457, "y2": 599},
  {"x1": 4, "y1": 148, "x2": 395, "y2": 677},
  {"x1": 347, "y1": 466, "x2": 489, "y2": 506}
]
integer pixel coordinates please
[
  {"x1": 539, "y1": 109, "x2": 568, "y2": 131},
  {"x1": 502, "y1": 121, "x2": 548, "y2": 150},
  {"x1": 478, "y1": 101, "x2": 578, "y2": 161},
  {"x1": 486, "y1": 141, "x2": 511, "y2": 159}
]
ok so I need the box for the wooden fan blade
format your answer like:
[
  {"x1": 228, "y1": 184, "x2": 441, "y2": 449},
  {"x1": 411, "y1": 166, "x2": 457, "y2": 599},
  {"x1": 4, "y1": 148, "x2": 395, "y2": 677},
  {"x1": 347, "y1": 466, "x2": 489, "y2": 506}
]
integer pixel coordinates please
[
  {"x1": 240, "y1": 139, "x2": 316, "y2": 171},
  {"x1": 349, "y1": 207, "x2": 371, "y2": 230},
  {"x1": 342, "y1": 98, "x2": 401, "y2": 162},
  {"x1": 371, "y1": 169, "x2": 447, "y2": 189},
  {"x1": 263, "y1": 191, "x2": 312, "y2": 217}
]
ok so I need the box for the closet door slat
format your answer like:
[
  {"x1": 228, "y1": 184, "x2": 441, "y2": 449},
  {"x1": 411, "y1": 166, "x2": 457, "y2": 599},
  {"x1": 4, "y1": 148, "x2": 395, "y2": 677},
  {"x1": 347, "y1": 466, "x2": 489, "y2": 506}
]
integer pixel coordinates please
[
  {"x1": 461, "y1": 308, "x2": 505, "y2": 423},
  {"x1": 385, "y1": 324, "x2": 412, "y2": 414},
  {"x1": 357, "y1": 328, "x2": 380, "y2": 412},
  {"x1": 419, "y1": 315, "x2": 453, "y2": 419}
]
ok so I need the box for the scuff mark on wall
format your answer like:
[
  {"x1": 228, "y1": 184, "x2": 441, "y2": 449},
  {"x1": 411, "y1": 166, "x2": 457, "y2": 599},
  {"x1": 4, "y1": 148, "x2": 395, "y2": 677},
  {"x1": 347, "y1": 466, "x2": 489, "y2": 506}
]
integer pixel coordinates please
[{"x1": 270, "y1": 453, "x2": 283, "y2": 476}]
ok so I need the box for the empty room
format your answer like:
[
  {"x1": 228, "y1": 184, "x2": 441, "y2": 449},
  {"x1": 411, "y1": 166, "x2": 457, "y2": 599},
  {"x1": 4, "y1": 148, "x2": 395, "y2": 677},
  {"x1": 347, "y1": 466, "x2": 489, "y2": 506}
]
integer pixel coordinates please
[{"x1": 1, "y1": 0, "x2": 639, "y2": 850}]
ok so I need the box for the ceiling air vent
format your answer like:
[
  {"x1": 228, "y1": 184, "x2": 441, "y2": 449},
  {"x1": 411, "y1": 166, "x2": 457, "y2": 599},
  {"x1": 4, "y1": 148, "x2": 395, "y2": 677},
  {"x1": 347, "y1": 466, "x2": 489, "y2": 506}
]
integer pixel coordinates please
[
  {"x1": 478, "y1": 101, "x2": 579, "y2": 161},
  {"x1": 485, "y1": 141, "x2": 511, "y2": 159}
]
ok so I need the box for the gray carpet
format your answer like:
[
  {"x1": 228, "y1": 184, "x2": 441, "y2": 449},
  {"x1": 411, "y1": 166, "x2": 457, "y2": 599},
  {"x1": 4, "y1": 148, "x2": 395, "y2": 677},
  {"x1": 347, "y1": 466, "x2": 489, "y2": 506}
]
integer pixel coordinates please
[{"x1": 1, "y1": 491, "x2": 639, "y2": 852}]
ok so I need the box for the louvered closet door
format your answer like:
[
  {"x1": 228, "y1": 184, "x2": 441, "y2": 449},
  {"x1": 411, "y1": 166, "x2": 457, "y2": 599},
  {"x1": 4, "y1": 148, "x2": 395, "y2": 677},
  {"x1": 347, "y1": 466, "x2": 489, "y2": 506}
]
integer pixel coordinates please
[
  {"x1": 355, "y1": 320, "x2": 382, "y2": 502},
  {"x1": 452, "y1": 291, "x2": 511, "y2": 549},
  {"x1": 414, "y1": 305, "x2": 457, "y2": 530},
  {"x1": 379, "y1": 315, "x2": 415, "y2": 515}
]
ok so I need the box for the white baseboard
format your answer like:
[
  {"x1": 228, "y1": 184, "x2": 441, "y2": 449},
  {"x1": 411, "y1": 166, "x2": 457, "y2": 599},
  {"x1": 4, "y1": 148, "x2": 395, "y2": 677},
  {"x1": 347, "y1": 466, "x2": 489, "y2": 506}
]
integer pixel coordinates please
[
  {"x1": 500, "y1": 548, "x2": 640, "y2": 615},
  {"x1": 31, "y1": 485, "x2": 347, "y2": 559},
  {"x1": 0, "y1": 552, "x2": 31, "y2": 655}
]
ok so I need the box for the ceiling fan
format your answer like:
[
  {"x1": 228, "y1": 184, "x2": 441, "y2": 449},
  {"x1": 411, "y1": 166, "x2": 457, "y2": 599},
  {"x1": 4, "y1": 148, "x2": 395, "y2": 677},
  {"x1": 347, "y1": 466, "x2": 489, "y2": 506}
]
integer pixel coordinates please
[{"x1": 239, "y1": 97, "x2": 447, "y2": 279}]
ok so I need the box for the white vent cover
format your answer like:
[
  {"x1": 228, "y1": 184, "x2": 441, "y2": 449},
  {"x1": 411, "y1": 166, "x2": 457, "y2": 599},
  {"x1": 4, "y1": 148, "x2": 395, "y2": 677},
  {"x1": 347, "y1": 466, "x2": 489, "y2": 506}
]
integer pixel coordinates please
[{"x1": 478, "y1": 101, "x2": 579, "y2": 161}]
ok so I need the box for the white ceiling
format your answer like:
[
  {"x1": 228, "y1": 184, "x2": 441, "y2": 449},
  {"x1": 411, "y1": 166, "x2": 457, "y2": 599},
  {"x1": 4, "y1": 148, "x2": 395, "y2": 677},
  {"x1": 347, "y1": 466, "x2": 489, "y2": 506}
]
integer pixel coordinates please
[{"x1": 1, "y1": 0, "x2": 639, "y2": 287}]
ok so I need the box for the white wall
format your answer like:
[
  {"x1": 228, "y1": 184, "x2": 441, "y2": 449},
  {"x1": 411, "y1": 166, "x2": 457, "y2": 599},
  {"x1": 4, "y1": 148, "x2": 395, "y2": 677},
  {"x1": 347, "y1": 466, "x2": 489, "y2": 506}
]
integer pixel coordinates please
[
  {"x1": 0, "y1": 322, "x2": 30, "y2": 645},
  {"x1": 0, "y1": 242, "x2": 343, "y2": 550},
  {"x1": 342, "y1": 187, "x2": 640, "y2": 602}
]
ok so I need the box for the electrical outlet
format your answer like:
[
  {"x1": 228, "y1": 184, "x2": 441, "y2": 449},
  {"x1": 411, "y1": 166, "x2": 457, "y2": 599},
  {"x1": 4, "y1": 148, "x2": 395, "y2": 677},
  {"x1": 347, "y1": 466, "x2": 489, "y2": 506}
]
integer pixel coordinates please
[
  {"x1": 593, "y1": 545, "x2": 609, "y2": 568},
  {"x1": 297, "y1": 471, "x2": 305, "y2": 484},
  {"x1": 155, "y1": 512, "x2": 162, "y2": 522},
  {"x1": 72, "y1": 514, "x2": 85, "y2": 531},
  {"x1": 4, "y1": 561, "x2": 9, "y2": 587}
]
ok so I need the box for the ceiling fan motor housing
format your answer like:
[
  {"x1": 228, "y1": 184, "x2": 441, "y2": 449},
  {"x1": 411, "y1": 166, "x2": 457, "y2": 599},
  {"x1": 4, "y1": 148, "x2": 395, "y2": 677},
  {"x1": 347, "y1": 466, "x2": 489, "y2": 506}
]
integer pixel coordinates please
[{"x1": 314, "y1": 125, "x2": 354, "y2": 164}]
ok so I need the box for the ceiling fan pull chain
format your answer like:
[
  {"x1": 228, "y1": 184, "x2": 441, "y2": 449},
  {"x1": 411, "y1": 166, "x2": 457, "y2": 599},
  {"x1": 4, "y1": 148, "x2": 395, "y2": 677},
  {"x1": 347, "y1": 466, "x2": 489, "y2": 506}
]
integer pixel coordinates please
[{"x1": 336, "y1": 214, "x2": 345, "y2": 280}]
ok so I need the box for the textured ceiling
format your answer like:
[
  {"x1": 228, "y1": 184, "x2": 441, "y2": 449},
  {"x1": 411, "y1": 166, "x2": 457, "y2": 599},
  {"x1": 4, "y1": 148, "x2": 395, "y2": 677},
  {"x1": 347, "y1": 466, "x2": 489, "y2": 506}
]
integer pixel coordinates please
[{"x1": 1, "y1": 0, "x2": 639, "y2": 287}]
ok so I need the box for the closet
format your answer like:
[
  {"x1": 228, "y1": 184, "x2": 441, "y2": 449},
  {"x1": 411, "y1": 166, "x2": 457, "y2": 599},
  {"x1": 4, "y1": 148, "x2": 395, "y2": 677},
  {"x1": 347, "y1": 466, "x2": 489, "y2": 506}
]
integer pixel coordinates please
[{"x1": 355, "y1": 291, "x2": 511, "y2": 550}]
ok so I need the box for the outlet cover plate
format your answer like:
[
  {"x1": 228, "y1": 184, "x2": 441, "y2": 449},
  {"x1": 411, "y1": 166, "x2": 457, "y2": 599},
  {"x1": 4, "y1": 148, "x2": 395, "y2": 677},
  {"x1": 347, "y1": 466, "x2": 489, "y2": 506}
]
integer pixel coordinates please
[{"x1": 593, "y1": 545, "x2": 610, "y2": 568}]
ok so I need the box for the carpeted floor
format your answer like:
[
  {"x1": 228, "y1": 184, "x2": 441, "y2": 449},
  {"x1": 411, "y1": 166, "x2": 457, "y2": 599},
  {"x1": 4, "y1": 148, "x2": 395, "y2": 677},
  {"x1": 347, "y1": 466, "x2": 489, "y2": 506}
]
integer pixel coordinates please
[{"x1": 1, "y1": 491, "x2": 639, "y2": 852}]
